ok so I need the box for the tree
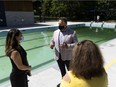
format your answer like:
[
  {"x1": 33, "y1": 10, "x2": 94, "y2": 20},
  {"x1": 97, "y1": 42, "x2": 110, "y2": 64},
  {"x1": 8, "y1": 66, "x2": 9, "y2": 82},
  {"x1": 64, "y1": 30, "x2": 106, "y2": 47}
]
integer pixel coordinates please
[
  {"x1": 97, "y1": 0, "x2": 116, "y2": 20},
  {"x1": 41, "y1": 0, "x2": 116, "y2": 21},
  {"x1": 41, "y1": 0, "x2": 51, "y2": 16},
  {"x1": 50, "y1": 0, "x2": 80, "y2": 20}
]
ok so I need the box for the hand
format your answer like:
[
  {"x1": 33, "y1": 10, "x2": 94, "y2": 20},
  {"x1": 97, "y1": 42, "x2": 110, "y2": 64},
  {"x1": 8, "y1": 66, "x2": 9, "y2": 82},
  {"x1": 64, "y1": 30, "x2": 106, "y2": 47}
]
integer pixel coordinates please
[
  {"x1": 26, "y1": 70, "x2": 31, "y2": 76},
  {"x1": 27, "y1": 65, "x2": 31, "y2": 76},
  {"x1": 50, "y1": 44, "x2": 54, "y2": 49},
  {"x1": 28, "y1": 65, "x2": 31, "y2": 71},
  {"x1": 60, "y1": 42, "x2": 68, "y2": 48}
]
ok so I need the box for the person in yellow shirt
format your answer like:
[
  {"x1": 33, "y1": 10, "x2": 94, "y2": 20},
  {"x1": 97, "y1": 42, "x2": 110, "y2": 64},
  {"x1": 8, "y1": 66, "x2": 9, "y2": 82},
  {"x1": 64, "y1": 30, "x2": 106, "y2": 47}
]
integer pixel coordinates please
[{"x1": 60, "y1": 40, "x2": 108, "y2": 87}]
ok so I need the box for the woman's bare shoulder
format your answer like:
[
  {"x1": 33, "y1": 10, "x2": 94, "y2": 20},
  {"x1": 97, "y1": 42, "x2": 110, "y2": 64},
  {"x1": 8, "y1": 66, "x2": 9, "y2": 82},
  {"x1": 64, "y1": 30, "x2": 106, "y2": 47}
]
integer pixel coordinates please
[
  {"x1": 11, "y1": 50, "x2": 20, "y2": 58},
  {"x1": 63, "y1": 73, "x2": 71, "y2": 83}
]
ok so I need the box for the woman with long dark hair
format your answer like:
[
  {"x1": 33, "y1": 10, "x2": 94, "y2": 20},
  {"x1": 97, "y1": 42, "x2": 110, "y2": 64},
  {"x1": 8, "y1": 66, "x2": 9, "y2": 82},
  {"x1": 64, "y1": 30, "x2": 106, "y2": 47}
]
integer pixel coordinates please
[
  {"x1": 5, "y1": 28, "x2": 31, "y2": 87},
  {"x1": 60, "y1": 40, "x2": 108, "y2": 87}
]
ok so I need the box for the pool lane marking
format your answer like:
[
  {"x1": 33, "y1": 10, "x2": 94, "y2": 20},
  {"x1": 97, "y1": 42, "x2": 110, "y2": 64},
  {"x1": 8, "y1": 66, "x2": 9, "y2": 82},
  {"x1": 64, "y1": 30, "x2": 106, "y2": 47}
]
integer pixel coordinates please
[{"x1": 104, "y1": 58, "x2": 116, "y2": 70}]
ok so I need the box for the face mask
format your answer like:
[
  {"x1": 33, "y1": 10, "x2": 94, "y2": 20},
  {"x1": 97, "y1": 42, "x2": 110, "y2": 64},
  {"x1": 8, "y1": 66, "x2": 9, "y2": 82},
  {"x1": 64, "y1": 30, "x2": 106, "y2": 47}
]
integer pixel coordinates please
[
  {"x1": 59, "y1": 25, "x2": 64, "y2": 31},
  {"x1": 20, "y1": 36, "x2": 24, "y2": 43}
]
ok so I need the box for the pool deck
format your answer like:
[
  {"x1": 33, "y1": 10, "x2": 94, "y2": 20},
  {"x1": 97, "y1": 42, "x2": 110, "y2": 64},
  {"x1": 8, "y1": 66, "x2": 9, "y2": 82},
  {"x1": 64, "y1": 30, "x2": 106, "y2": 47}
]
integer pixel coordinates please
[
  {"x1": 0, "y1": 21, "x2": 116, "y2": 87},
  {"x1": 0, "y1": 21, "x2": 85, "y2": 32}
]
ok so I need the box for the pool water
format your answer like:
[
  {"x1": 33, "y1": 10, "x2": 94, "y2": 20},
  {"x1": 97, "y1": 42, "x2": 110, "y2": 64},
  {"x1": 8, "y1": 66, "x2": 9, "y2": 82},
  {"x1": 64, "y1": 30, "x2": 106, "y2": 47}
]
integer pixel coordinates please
[{"x1": 0, "y1": 27, "x2": 116, "y2": 84}]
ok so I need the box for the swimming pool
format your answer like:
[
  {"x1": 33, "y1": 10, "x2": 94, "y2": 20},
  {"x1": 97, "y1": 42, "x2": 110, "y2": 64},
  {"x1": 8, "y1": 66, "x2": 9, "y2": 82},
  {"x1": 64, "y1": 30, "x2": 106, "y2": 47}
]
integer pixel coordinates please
[{"x1": 0, "y1": 25, "x2": 116, "y2": 84}]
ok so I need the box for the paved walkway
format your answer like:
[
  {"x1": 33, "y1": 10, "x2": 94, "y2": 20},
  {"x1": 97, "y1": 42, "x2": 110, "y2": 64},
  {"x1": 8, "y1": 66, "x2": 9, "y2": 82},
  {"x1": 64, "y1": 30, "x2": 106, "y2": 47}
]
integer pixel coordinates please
[{"x1": 100, "y1": 39, "x2": 116, "y2": 87}]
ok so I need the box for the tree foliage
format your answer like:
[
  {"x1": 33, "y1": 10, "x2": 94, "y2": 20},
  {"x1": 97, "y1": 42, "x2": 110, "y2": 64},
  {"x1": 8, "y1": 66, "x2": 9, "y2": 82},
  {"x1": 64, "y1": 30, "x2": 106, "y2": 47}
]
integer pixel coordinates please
[{"x1": 40, "y1": 0, "x2": 116, "y2": 21}]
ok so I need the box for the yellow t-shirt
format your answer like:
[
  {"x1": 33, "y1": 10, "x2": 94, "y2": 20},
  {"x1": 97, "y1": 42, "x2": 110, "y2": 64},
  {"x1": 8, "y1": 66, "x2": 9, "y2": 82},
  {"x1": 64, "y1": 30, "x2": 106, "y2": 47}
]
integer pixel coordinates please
[{"x1": 60, "y1": 71, "x2": 108, "y2": 87}]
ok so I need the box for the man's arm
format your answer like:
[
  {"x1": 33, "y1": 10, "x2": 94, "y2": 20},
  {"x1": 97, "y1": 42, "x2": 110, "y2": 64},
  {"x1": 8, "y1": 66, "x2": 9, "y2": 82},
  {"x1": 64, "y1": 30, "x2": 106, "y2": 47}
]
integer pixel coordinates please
[{"x1": 67, "y1": 31, "x2": 78, "y2": 48}]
